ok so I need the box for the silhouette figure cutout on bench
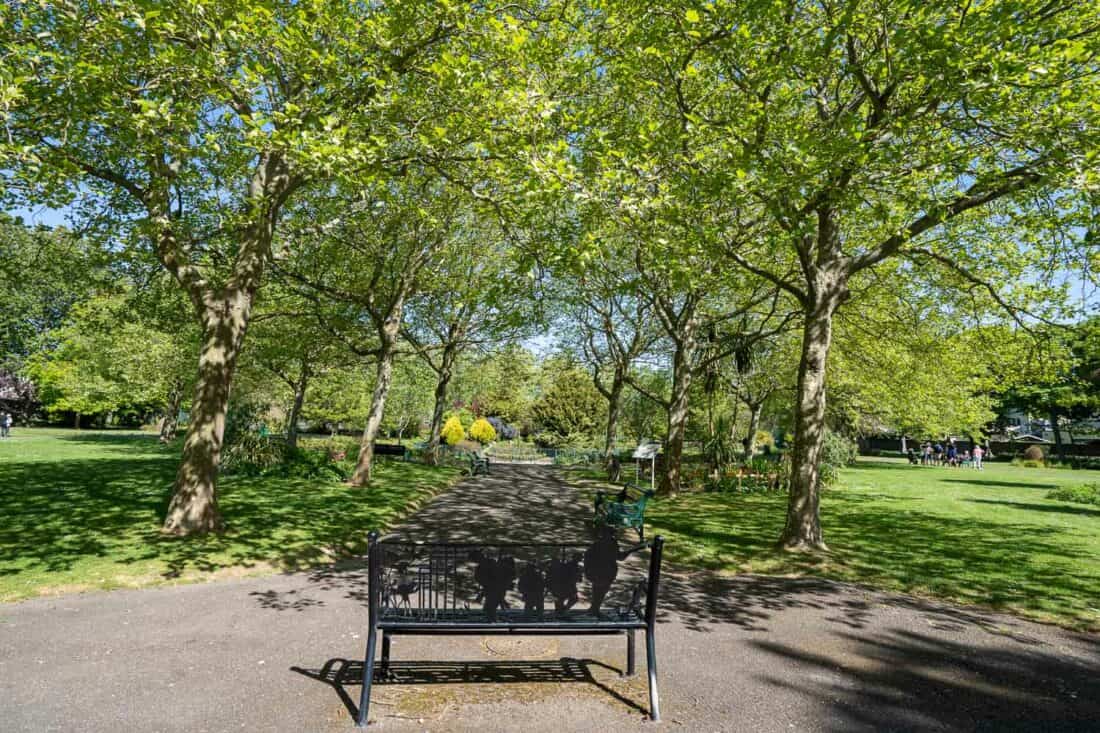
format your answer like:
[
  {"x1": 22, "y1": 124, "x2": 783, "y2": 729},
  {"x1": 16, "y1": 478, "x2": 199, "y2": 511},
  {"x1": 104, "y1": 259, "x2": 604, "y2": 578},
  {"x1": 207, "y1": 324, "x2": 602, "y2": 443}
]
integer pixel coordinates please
[
  {"x1": 548, "y1": 554, "x2": 583, "y2": 615},
  {"x1": 584, "y1": 526, "x2": 646, "y2": 618},
  {"x1": 470, "y1": 550, "x2": 516, "y2": 622},
  {"x1": 517, "y1": 561, "x2": 547, "y2": 618},
  {"x1": 385, "y1": 562, "x2": 419, "y2": 613}
]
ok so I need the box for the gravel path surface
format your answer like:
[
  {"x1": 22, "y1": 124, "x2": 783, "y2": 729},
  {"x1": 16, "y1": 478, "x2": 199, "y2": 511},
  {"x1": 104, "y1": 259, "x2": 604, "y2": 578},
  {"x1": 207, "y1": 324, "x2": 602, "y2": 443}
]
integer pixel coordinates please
[{"x1": 3, "y1": 464, "x2": 1098, "y2": 732}]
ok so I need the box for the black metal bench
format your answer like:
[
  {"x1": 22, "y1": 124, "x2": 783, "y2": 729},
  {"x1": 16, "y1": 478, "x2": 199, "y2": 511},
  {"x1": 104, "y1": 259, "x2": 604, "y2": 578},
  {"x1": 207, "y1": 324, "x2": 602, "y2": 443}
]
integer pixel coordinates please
[
  {"x1": 372, "y1": 442, "x2": 407, "y2": 461},
  {"x1": 357, "y1": 530, "x2": 665, "y2": 726}
]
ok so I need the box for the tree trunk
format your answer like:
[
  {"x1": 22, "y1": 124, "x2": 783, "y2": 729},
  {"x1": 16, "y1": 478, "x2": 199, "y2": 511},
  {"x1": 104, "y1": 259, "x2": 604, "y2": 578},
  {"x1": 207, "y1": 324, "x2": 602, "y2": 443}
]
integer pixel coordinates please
[
  {"x1": 1050, "y1": 407, "x2": 1064, "y2": 459},
  {"x1": 779, "y1": 277, "x2": 844, "y2": 551},
  {"x1": 745, "y1": 402, "x2": 763, "y2": 458},
  {"x1": 159, "y1": 383, "x2": 183, "y2": 443},
  {"x1": 661, "y1": 331, "x2": 697, "y2": 495},
  {"x1": 74, "y1": 412, "x2": 81, "y2": 429},
  {"x1": 351, "y1": 300, "x2": 405, "y2": 486},
  {"x1": 604, "y1": 373, "x2": 624, "y2": 482},
  {"x1": 163, "y1": 291, "x2": 251, "y2": 535},
  {"x1": 425, "y1": 344, "x2": 457, "y2": 465},
  {"x1": 286, "y1": 364, "x2": 310, "y2": 450}
]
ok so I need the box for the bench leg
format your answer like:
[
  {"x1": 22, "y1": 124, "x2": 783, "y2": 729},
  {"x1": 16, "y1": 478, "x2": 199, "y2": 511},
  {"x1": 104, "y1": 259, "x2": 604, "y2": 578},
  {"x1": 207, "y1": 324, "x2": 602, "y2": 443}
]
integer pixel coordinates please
[
  {"x1": 381, "y1": 631, "x2": 391, "y2": 676},
  {"x1": 645, "y1": 628, "x2": 660, "y2": 722},
  {"x1": 356, "y1": 627, "x2": 378, "y2": 727},
  {"x1": 625, "y1": 629, "x2": 636, "y2": 677}
]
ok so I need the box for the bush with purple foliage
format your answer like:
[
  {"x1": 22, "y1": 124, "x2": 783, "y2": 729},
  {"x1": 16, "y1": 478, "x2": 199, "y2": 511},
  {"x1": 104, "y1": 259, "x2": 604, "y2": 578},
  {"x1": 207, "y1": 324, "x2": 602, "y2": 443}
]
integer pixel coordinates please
[{"x1": 487, "y1": 416, "x2": 518, "y2": 440}]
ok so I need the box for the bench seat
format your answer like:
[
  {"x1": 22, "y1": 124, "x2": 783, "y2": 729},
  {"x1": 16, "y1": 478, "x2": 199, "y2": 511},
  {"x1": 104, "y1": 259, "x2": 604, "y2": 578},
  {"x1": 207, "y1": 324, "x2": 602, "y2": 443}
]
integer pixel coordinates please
[
  {"x1": 356, "y1": 533, "x2": 664, "y2": 726},
  {"x1": 380, "y1": 607, "x2": 645, "y2": 630}
]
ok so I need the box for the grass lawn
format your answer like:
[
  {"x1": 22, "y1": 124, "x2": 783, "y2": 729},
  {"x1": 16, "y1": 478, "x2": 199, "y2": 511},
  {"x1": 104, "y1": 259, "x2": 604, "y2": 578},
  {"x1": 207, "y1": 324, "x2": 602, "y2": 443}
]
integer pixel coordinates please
[
  {"x1": 576, "y1": 458, "x2": 1100, "y2": 630},
  {"x1": 0, "y1": 428, "x2": 460, "y2": 602}
]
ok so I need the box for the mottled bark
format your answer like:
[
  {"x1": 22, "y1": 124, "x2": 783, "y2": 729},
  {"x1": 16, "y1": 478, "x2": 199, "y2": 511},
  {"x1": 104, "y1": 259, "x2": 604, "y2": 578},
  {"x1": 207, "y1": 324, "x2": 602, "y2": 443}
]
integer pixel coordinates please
[
  {"x1": 163, "y1": 290, "x2": 251, "y2": 535},
  {"x1": 780, "y1": 274, "x2": 844, "y2": 551},
  {"x1": 425, "y1": 342, "x2": 458, "y2": 466},
  {"x1": 1050, "y1": 407, "x2": 1064, "y2": 459},
  {"x1": 159, "y1": 383, "x2": 183, "y2": 443},
  {"x1": 286, "y1": 364, "x2": 310, "y2": 450},
  {"x1": 661, "y1": 324, "x2": 697, "y2": 496},
  {"x1": 604, "y1": 374, "x2": 624, "y2": 482},
  {"x1": 351, "y1": 298, "x2": 405, "y2": 487},
  {"x1": 159, "y1": 151, "x2": 294, "y2": 536},
  {"x1": 745, "y1": 402, "x2": 763, "y2": 458}
]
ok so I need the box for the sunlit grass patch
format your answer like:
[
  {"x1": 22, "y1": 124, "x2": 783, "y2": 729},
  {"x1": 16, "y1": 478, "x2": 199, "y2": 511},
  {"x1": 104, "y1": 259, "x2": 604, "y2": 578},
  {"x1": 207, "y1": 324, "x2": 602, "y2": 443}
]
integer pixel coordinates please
[
  {"x1": 638, "y1": 457, "x2": 1100, "y2": 630},
  {"x1": 0, "y1": 428, "x2": 460, "y2": 601}
]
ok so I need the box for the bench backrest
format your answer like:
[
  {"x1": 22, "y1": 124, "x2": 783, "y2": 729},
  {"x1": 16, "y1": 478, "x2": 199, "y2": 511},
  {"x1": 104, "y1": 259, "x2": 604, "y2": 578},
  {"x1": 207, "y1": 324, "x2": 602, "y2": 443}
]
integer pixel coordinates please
[{"x1": 366, "y1": 532, "x2": 664, "y2": 627}]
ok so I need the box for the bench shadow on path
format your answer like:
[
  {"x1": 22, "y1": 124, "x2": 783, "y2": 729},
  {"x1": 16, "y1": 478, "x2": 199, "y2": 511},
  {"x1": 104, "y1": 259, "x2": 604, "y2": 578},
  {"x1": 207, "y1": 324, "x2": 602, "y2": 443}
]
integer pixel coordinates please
[{"x1": 291, "y1": 657, "x2": 648, "y2": 724}]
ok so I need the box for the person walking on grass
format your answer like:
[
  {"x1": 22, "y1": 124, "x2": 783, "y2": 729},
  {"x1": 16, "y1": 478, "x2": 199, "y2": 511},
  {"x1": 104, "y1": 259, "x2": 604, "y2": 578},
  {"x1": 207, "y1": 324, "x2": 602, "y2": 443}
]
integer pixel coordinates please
[
  {"x1": 972, "y1": 443, "x2": 985, "y2": 470},
  {"x1": 0, "y1": 412, "x2": 10, "y2": 438}
]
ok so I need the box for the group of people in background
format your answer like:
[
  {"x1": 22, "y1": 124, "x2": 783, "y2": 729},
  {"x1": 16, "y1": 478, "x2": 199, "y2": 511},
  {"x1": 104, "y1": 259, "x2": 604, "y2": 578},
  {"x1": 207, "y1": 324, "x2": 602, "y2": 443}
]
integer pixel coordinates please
[
  {"x1": 907, "y1": 439, "x2": 987, "y2": 469},
  {"x1": 0, "y1": 412, "x2": 12, "y2": 438}
]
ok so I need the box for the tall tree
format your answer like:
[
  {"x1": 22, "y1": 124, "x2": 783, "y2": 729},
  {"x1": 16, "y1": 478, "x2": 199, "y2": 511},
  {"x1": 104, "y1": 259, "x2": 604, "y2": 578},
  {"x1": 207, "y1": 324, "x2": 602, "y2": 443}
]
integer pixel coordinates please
[
  {"x1": 402, "y1": 224, "x2": 533, "y2": 462},
  {"x1": 2, "y1": 1, "x2": 495, "y2": 533},
  {"x1": 567, "y1": 277, "x2": 657, "y2": 479},
  {"x1": 583, "y1": 0, "x2": 1099, "y2": 547},
  {"x1": 280, "y1": 175, "x2": 460, "y2": 486}
]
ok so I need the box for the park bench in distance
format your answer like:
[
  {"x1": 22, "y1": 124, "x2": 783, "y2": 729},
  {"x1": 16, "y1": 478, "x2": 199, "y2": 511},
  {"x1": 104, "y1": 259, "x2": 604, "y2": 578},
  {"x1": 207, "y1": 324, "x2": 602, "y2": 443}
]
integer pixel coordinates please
[
  {"x1": 356, "y1": 530, "x2": 665, "y2": 726},
  {"x1": 594, "y1": 483, "x2": 655, "y2": 540},
  {"x1": 467, "y1": 452, "x2": 490, "y2": 475},
  {"x1": 371, "y1": 442, "x2": 408, "y2": 461}
]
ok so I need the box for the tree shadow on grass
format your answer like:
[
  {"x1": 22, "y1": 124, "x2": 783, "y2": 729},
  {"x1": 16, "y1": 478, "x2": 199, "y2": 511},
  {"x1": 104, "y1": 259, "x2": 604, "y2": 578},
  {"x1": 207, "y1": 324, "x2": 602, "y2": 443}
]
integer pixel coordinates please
[
  {"x1": 645, "y1": 490, "x2": 1100, "y2": 630},
  {"x1": 844, "y1": 461, "x2": 917, "y2": 471},
  {"x1": 750, "y1": 628, "x2": 1100, "y2": 732},
  {"x1": 965, "y1": 498, "x2": 1100, "y2": 518},
  {"x1": 942, "y1": 478, "x2": 1062, "y2": 491},
  {"x1": 0, "y1": 446, "x2": 458, "y2": 596}
]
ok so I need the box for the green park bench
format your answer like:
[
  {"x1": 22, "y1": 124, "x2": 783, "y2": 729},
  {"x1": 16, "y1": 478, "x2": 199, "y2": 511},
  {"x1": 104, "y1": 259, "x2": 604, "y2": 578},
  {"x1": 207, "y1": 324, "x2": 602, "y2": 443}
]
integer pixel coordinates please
[
  {"x1": 593, "y1": 483, "x2": 654, "y2": 540},
  {"x1": 467, "y1": 452, "x2": 490, "y2": 476}
]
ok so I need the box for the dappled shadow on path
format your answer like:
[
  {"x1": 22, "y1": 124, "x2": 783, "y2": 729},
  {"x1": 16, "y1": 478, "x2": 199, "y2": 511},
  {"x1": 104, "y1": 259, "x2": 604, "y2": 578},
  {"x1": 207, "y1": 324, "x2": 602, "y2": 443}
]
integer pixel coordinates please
[
  {"x1": 653, "y1": 571, "x2": 1076, "y2": 643},
  {"x1": 751, "y1": 628, "x2": 1100, "y2": 732},
  {"x1": 292, "y1": 657, "x2": 646, "y2": 724},
  {"x1": 387, "y1": 464, "x2": 594, "y2": 544},
  {"x1": 268, "y1": 463, "x2": 1100, "y2": 730}
]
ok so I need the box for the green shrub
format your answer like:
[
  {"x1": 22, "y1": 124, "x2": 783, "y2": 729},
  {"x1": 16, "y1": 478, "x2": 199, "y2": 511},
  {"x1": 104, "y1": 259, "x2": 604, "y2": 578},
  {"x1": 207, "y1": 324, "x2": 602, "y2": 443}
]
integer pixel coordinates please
[
  {"x1": 441, "y1": 416, "x2": 465, "y2": 445},
  {"x1": 222, "y1": 433, "x2": 290, "y2": 475},
  {"x1": 224, "y1": 434, "x2": 350, "y2": 480},
  {"x1": 703, "y1": 418, "x2": 736, "y2": 472},
  {"x1": 1012, "y1": 457, "x2": 1046, "y2": 469},
  {"x1": 280, "y1": 448, "x2": 350, "y2": 481},
  {"x1": 442, "y1": 407, "x2": 475, "y2": 430},
  {"x1": 820, "y1": 431, "x2": 858, "y2": 487},
  {"x1": 1047, "y1": 482, "x2": 1100, "y2": 506},
  {"x1": 298, "y1": 436, "x2": 359, "y2": 461}
]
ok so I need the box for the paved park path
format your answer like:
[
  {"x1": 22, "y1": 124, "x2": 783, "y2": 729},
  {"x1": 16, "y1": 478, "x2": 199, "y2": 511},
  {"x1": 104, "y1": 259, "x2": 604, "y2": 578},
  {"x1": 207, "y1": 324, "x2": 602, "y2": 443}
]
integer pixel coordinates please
[{"x1": 3, "y1": 464, "x2": 1099, "y2": 732}]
